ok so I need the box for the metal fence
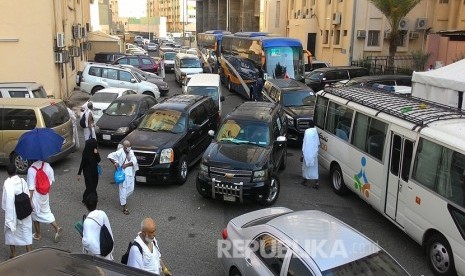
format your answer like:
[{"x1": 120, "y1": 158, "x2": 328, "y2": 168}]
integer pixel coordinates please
[{"x1": 351, "y1": 55, "x2": 420, "y2": 76}]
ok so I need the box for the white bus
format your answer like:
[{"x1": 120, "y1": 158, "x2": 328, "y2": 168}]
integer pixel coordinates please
[{"x1": 314, "y1": 86, "x2": 465, "y2": 276}]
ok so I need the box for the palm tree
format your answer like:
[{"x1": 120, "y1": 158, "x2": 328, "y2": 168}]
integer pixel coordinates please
[{"x1": 370, "y1": 0, "x2": 422, "y2": 68}]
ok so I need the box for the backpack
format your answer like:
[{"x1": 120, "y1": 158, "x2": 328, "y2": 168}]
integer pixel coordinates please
[
  {"x1": 88, "y1": 217, "x2": 114, "y2": 257},
  {"x1": 14, "y1": 179, "x2": 33, "y2": 220},
  {"x1": 32, "y1": 163, "x2": 50, "y2": 195},
  {"x1": 79, "y1": 112, "x2": 87, "y2": 128},
  {"x1": 121, "y1": 240, "x2": 158, "y2": 265}
]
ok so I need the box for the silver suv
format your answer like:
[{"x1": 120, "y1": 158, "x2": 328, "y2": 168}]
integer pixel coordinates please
[
  {"x1": 77, "y1": 62, "x2": 160, "y2": 99},
  {"x1": 0, "y1": 82, "x2": 48, "y2": 98}
]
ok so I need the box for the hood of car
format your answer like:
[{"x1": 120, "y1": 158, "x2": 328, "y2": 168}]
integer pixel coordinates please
[
  {"x1": 124, "y1": 129, "x2": 182, "y2": 152},
  {"x1": 203, "y1": 142, "x2": 270, "y2": 170},
  {"x1": 284, "y1": 105, "x2": 314, "y2": 118},
  {"x1": 96, "y1": 114, "x2": 136, "y2": 130}
]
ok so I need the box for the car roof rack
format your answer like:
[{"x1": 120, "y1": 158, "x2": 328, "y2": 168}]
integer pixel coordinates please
[{"x1": 322, "y1": 86, "x2": 465, "y2": 131}]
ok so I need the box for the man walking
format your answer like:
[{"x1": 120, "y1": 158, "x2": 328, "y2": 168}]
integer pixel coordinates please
[
  {"x1": 301, "y1": 121, "x2": 320, "y2": 189},
  {"x1": 108, "y1": 140, "x2": 138, "y2": 215},
  {"x1": 127, "y1": 218, "x2": 172, "y2": 275},
  {"x1": 82, "y1": 102, "x2": 96, "y2": 141}
]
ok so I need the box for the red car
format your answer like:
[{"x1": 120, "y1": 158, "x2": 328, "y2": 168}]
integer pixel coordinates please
[{"x1": 113, "y1": 55, "x2": 161, "y2": 74}]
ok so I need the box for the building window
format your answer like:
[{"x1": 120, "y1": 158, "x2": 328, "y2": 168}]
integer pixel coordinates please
[
  {"x1": 344, "y1": 30, "x2": 348, "y2": 36},
  {"x1": 312, "y1": 0, "x2": 316, "y2": 5},
  {"x1": 367, "y1": 30, "x2": 380, "y2": 46},
  {"x1": 398, "y1": 32, "x2": 406, "y2": 47},
  {"x1": 439, "y1": 0, "x2": 449, "y2": 3},
  {"x1": 334, "y1": 30, "x2": 341, "y2": 44},
  {"x1": 275, "y1": 1, "x2": 280, "y2": 28},
  {"x1": 291, "y1": 0, "x2": 295, "y2": 10},
  {"x1": 323, "y1": 30, "x2": 329, "y2": 44}
]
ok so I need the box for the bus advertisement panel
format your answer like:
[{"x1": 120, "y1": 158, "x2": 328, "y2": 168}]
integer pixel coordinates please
[{"x1": 314, "y1": 86, "x2": 465, "y2": 276}]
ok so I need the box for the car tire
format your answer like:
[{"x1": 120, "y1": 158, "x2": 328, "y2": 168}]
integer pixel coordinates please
[
  {"x1": 142, "y1": 91, "x2": 155, "y2": 98},
  {"x1": 279, "y1": 146, "x2": 287, "y2": 170},
  {"x1": 176, "y1": 155, "x2": 188, "y2": 185},
  {"x1": 426, "y1": 233, "x2": 456, "y2": 276},
  {"x1": 91, "y1": 86, "x2": 103, "y2": 95},
  {"x1": 10, "y1": 152, "x2": 30, "y2": 175},
  {"x1": 196, "y1": 180, "x2": 210, "y2": 198},
  {"x1": 259, "y1": 174, "x2": 280, "y2": 206},
  {"x1": 229, "y1": 267, "x2": 242, "y2": 276},
  {"x1": 331, "y1": 164, "x2": 348, "y2": 195}
]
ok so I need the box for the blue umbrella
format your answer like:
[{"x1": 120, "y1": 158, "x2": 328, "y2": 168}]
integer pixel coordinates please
[{"x1": 14, "y1": 128, "x2": 64, "y2": 161}]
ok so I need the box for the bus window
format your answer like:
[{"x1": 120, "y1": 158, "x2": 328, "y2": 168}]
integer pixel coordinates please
[
  {"x1": 325, "y1": 102, "x2": 353, "y2": 141},
  {"x1": 351, "y1": 113, "x2": 387, "y2": 161},
  {"x1": 314, "y1": 97, "x2": 328, "y2": 129},
  {"x1": 401, "y1": 140, "x2": 414, "y2": 182}
]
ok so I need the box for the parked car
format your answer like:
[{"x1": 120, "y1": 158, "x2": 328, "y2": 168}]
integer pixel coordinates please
[
  {"x1": 174, "y1": 53, "x2": 203, "y2": 86},
  {"x1": 81, "y1": 88, "x2": 137, "y2": 123},
  {"x1": 304, "y1": 60, "x2": 330, "y2": 73},
  {"x1": 125, "y1": 43, "x2": 147, "y2": 54},
  {"x1": 118, "y1": 65, "x2": 169, "y2": 96},
  {"x1": 95, "y1": 94, "x2": 157, "y2": 145},
  {"x1": 113, "y1": 55, "x2": 160, "y2": 73},
  {"x1": 93, "y1": 52, "x2": 127, "y2": 64},
  {"x1": 305, "y1": 66, "x2": 369, "y2": 91},
  {"x1": 125, "y1": 48, "x2": 147, "y2": 55},
  {"x1": 343, "y1": 74, "x2": 412, "y2": 87},
  {"x1": 147, "y1": 42, "x2": 158, "y2": 51},
  {"x1": 196, "y1": 101, "x2": 287, "y2": 206},
  {"x1": 77, "y1": 62, "x2": 160, "y2": 98},
  {"x1": 0, "y1": 247, "x2": 155, "y2": 276},
  {"x1": 0, "y1": 98, "x2": 75, "y2": 174},
  {"x1": 0, "y1": 82, "x2": 48, "y2": 98},
  {"x1": 185, "y1": 73, "x2": 224, "y2": 113},
  {"x1": 261, "y1": 79, "x2": 316, "y2": 143},
  {"x1": 220, "y1": 207, "x2": 410, "y2": 276},
  {"x1": 159, "y1": 48, "x2": 177, "y2": 72},
  {"x1": 126, "y1": 94, "x2": 220, "y2": 185}
]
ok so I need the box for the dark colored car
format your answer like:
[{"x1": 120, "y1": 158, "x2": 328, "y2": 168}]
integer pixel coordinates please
[
  {"x1": 93, "y1": 52, "x2": 127, "y2": 64},
  {"x1": 305, "y1": 66, "x2": 369, "y2": 91},
  {"x1": 126, "y1": 94, "x2": 220, "y2": 185},
  {"x1": 343, "y1": 74, "x2": 412, "y2": 87},
  {"x1": 113, "y1": 55, "x2": 160, "y2": 73},
  {"x1": 95, "y1": 94, "x2": 157, "y2": 144},
  {"x1": 261, "y1": 79, "x2": 316, "y2": 143},
  {"x1": 196, "y1": 101, "x2": 288, "y2": 206},
  {"x1": 119, "y1": 65, "x2": 170, "y2": 96},
  {"x1": 0, "y1": 247, "x2": 156, "y2": 276}
]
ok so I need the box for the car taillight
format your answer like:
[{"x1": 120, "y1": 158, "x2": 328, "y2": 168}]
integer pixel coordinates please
[{"x1": 222, "y1": 228, "x2": 228, "y2": 240}]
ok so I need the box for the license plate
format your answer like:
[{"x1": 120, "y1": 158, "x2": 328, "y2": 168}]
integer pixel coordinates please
[
  {"x1": 103, "y1": 134, "x2": 111, "y2": 140},
  {"x1": 136, "y1": 176, "x2": 146, "y2": 182},
  {"x1": 223, "y1": 195, "x2": 236, "y2": 202}
]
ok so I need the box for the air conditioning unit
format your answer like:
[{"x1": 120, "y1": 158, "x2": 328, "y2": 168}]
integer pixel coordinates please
[
  {"x1": 416, "y1": 18, "x2": 428, "y2": 30},
  {"x1": 56, "y1": 32, "x2": 65, "y2": 48},
  {"x1": 409, "y1": 31, "x2": 420, "y2": 39},
  {"x1": 72, "y1": 25, "x2": 82, "y2": 39},
  {"x1": 356, "y1": 30, "x2": 366, "y2": 39},
  {"x1": 399, "y1": 19, "x2": 409, "y2": 31},
  {"x1": 83, "y1": 42, "x2": 92, "y2": 51},
  {"x1": 55, "y1": 52, "x2": 64, "y2": 63},
  {"x1": 69, "y1": 46, "x2": 81, "y2": 57},
  {"x1": 332, "y1": 12, "x2": 342, "y2": 25},
  {"x1": 384, "y1": 31, "x2": 391, "y2": 39}
]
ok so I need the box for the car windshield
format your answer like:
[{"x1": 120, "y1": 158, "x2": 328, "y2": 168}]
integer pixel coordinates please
[
  {"x1": 321, "y1": 251, "x2": 408, "y2": 276},
  {"x1": 282, "y1": 90, "x2": 316, "y2": 107},
  {"x1": 104, "y1": 101, "x2": 138, "y2": 116},
  {"x1": 138, "y1": 109, "x2": 186, "y2": 134},
  {"x1": 306, "y1": 72, "x2": 323, "y2": 81},
  {"x1": 216, "y1": 119, "x2": 270, "y2": 147},
  {"x1": 186, "y1": 86, "x2": 219, "y2": 101},
  {"x1": 40, "y1": 102, "x2": 70, "y2": 128},
  {"x1": 164, "y1": 53, "x2": 176, "y2": 60},
  {"x1": 181, "y1": 58, "x2": 201, "y2": 68},
  {"x1": 90, "y1": 92, "x2": 119, "y2": 103}
]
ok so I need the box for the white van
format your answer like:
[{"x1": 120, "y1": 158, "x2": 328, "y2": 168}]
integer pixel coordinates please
[
  {"x1": 174, "y1": 53, "x2": 203, "y2": 87},
  {"x1": 185, "y1": 74, "x2": 224, "y2": 113}
]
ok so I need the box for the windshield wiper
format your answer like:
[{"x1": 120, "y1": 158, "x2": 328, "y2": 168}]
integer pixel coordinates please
[
  {"x1": 138, "y1": 127, "x2": 156, "y2": 132},
  {"x1": 238, "y1": 141, "x2": 267, "y2": 147}
]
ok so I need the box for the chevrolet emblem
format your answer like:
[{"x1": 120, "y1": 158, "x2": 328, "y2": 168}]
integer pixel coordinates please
[{"x1": 225, "y1": 173, "x2": 235, "y2": 179}]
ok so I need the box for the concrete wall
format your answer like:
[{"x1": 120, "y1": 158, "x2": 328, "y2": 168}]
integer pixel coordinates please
[{"x1": 261, "y1": 0, "x2": 288, "y2": 36}]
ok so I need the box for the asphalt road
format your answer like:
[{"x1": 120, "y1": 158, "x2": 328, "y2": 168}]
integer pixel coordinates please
[{"x1": 0, "y1": 65, "x2": 433, "y2": 275}]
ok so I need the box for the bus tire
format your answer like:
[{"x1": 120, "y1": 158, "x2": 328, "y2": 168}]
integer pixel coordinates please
[
  {"x1": 426, "y1": 233, "x2": 456, "y2": 276},
  {"x1": 331, "y1": 164, "x2": 348, "y2": 195}
]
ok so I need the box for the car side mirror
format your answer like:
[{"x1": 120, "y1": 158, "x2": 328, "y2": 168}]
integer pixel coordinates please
[
  {"x1": 220, "y1": 96, "x2": 225, "y2": 102},
  {"x1": 208, "y1": 130, "x2": 215, "y2": 136},
  {"x1": 130, "y1": 78, "x2": 137, "y2": 83}
]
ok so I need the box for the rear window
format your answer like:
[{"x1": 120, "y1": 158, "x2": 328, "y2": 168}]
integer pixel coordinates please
[
  {"x1": 40, "y1": 102, "x2": 70, "y2": 128},
  {"x1": 306, "y1": 72, "x2": 323, "y2": 81},
  {"x1": 164, "y1": 53, "x2": 176, "y2": 60},
  {"x1": 186, "y1": 86, "x2": 219, "y2": 101}
]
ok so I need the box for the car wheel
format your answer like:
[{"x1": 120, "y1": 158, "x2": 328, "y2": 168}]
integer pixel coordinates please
[
  {"x1": 229, "y1": 267, "x2": 242, "y2": 276},
  {"x1": 331, "y1": 164, "x2": 348, "y2": 195},
  {"x1": 426, "y1": 233, "x2": 456, "y2": 276},
  {"x1": 177, "y1": 155, "x2": 188, "y2": 185},
  {"x1": 279, "y1": 146, "x2": 287, "y2": 170},
  {"x1": 10, "y1": 152, "x2": 30, "y2": 175},
  {"x1": 259, "y1": 174, "x2": 280, "y2": 206},
  {"x1": 142, "y1": 91, "x2": 155, "y2": 98},
  {"x1": 91, "y1": 86, "x2": 103, "y2": 95},
  {"x1": 196, "y1": 180, "x2": 210, "y2": 198}
]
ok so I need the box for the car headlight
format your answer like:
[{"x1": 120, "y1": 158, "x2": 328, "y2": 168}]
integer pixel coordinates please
[
  {"x1": 115, "y1": 127, "x2": 129, "y2": 134},
  {"x1": 160, "y1": 148, "x2": 174, "y2": 164},
  {"x1": 252, "y1": 170, "x2": 267, "y2": 182},
  {"x1": 199, "y1": 163, "x2": 209, "y2": 176},
  {"x1": 285, "y1": 114, "x2": 294, "y2": 126}
]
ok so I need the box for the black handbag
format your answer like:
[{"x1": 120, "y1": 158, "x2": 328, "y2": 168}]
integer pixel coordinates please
[
  {"x1": 88, "y1": 217, "x2": 114, "y2": 257},
  {"x1": 15, "y1": 179, "x2": 33, "y2": 220}
]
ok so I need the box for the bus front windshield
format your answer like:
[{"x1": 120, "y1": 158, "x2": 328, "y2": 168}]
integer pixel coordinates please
[{"x1": 264, "y1": 46, "x2": 303, "y2": 81}]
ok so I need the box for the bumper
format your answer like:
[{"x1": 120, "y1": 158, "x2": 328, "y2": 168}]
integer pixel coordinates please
[
  {"x1": 159, "y1": 88, "x2": 169, "y2": 96},
  {"x1": 135, "y1": 163, "x2": 179, "y2": 184},
  {"x1": 196, "y1": 173, "x2": 268, "y2": 203},
  {"x1": 48, "y1": 142, "x2": 76, "y2": 163},
  {"x1": 164, "y1": 64, "x2": 174, "y2": 71},
  {"x1": 96, "y1": 132, "x2": 127, "y2": 145}
]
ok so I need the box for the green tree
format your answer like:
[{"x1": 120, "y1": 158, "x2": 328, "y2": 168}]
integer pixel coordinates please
[{"x1": 370, "y1": 0, "x2": 421, "y2": 68}]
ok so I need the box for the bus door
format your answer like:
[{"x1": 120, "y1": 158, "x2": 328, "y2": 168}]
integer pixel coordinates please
[{"x1": 385, "y1": 127, "x2": 415, "y2": 225}]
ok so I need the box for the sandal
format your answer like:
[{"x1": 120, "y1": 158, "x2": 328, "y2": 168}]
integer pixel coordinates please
[
  {"x1": 33, "y1": 233, "x2": 41, "y2": 241},
  {"x1": 54, "y1": 227, "x2": 63, "y2": 243},
  {"x1": 123, "y1": 209, "x2": 130, "y2": 215}
]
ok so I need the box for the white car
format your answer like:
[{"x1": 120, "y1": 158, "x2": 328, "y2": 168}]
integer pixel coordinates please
[{"x1": 81, "y1": 88, "x2": 137, "y2": 123}]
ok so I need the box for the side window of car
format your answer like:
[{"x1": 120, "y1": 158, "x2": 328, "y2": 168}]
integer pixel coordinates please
[
  {"x1": 88, "y1": 66, "x2": 102, "y2": 77},
  {"x1": 3, "y1": 108, "x2": 37, "y2": 130},
  {"x1": 250, "y1": 234, "x2": 287, "y2": 275},
  {"x1": 142, "y1": 58, "x2": 153, "y2": 65},
  {"x1": 286, "y1": 254, "x2": 314, "y2": 276},
  {"x1": 102, "y1": 68, "x2": 118, "y2": 80},
  {"x1": 129, "y1": 58, "x2": 139, "y2": 66},
  {"x1": 116, "y1": 58, "x2": 129, "y2": 65},
  {"x1": 119, "y1": 71, "x2": 133, "y2": 82},
  {"x1": 193, "y1": 105, "x2": 208, "y2": 125}
]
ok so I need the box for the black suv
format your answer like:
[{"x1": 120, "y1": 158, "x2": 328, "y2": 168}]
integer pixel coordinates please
[
  {"x1": 305, "y1": 66, "x2": 369, "y2": 91},
  {"x1": 196, "y1": 101, "x2": 287, "y2": 206},
  {"x1": 261, "y1": 79, "x2": 316, "y2": 143},
  {"x1": 126, "y1": 94, "x2": 220, "y2": 185},
  {"x1": 93, "y1": 52, "x2": 127, "y2": 64}
]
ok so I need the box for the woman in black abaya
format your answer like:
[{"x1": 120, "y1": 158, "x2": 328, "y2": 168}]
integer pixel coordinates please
[{"x1": 77, "y1": 138, "x2": 101, "y2": 203}]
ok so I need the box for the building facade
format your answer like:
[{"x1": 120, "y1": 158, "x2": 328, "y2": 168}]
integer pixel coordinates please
[
  {"x1": 0, "y1": 0, "x2": 91, "y2": 99},
  {"x1": 159, "y1": 0, "x2": 196, "y2": 34}
]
